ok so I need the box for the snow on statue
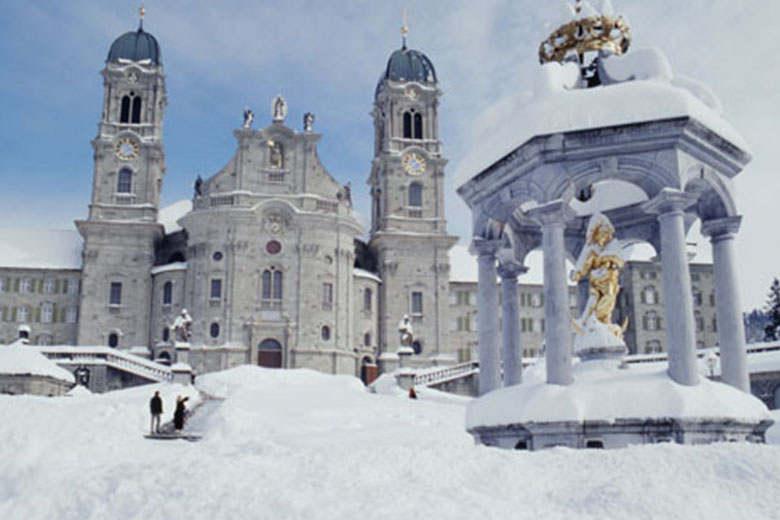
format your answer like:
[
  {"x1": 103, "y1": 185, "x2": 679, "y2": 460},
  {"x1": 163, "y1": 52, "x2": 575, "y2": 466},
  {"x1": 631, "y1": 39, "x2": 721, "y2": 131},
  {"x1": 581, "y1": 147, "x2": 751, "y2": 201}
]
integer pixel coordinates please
[
  {"x1": 570, "y1": 212, "x2": 629, "y2": 359},
  {"x1": 172, "y1": 309, "x2": 193, "y2": 343},
  {"x1": 398, "y1": 314, "x2": 414, "y2": 347}
]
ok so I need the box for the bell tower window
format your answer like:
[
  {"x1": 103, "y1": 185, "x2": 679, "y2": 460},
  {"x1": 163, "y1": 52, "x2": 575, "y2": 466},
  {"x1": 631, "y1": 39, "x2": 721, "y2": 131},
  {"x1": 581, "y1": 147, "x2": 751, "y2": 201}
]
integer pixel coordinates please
[
  {"x1": 413, "y1": 113, "x2": 423, "y2": 139},
  {"x1": 132, "y1": 96, "x2": 142, "y2": 124},
  {"x1": 403, "y1": 112, "x2": 412, "y2": 138},
  {"x1": 117, "y1": 168, "x2": 133, "y2": 193},
  {"x1": 119, "y1": 92, "x2": 142, "y2": 124},
  {"x1": 120, "y1": 96, "x2": 131, "y2": 123},
  {"x1": 408, "y1": 182, "x2": 422, "y2": 207}
]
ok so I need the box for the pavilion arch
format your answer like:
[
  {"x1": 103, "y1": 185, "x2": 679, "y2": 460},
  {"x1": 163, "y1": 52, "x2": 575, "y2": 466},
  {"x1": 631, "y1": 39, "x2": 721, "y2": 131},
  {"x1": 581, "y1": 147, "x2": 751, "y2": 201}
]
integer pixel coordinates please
[{"x1": 683, "y1": 169, "x2": 736, "y2": 221}]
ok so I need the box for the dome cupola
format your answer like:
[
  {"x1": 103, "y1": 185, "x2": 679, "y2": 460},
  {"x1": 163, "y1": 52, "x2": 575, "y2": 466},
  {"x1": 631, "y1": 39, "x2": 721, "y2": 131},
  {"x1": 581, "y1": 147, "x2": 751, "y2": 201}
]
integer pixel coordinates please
[{"x1": 107, "y1": 24, "x2": 161, "y2": 65}]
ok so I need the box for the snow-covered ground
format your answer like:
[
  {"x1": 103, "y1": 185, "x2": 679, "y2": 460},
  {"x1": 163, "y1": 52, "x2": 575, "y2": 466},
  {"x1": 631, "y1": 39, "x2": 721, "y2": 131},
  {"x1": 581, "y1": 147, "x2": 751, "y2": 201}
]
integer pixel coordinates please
[{"x1": 1, "y1": 366, "x2": 780, "y2": 520}]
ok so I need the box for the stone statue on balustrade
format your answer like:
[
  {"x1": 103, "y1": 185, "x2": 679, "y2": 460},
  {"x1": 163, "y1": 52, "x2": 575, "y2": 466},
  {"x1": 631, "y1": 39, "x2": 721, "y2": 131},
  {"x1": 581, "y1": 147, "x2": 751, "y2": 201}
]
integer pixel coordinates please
[
  {"x1": 398, "y1": 314, "x2": 414, "y2": 347},
  {"x1": 570, "y1": 212, "x2": 630, "y2": 360},
  {"x1": 172, "y1": 309, "x2": 193, "y2": 344}
]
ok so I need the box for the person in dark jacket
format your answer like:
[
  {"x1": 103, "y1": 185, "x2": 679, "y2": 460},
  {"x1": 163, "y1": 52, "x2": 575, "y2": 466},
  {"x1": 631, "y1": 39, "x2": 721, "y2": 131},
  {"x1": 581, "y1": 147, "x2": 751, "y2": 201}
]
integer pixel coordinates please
[
  {"x1": 174, "y1": 395, "x2": 190, "y2": 432},
  {"x1": 149, "y1": 391, "x2": 163, "y2": 434}
]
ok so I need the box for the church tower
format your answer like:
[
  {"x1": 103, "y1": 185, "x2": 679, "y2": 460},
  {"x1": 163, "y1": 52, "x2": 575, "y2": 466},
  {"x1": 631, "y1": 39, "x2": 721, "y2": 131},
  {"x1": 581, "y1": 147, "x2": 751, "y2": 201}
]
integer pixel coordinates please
[
  {"x1": 76, "y1": 10, "x2": 167, "y2": 348},
  {"x1": 369, "y1": 23, "x2": 457, "y2": 368}
]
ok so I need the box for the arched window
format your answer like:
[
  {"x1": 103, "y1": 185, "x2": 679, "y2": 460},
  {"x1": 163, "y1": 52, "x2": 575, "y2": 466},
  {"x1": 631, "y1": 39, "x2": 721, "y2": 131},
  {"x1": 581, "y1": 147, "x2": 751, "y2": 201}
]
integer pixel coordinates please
[
  {"x1": 403, "y1": 112, "x2": 412, "y2": 138},
  {"x1": 644, "y1": 311, "x2": 659, "y2": 331},
  {"x1": 131, "y1": 96, "x2": 142, "y2": 124},
  {"x1": 321, "y1": 326, "x2": 331, "y2": 341},
  {"x1": 364, "y1": 333, "x2": 371, "y2": 347},
  {"x1": 162, "y1": 281, "x2": 172, "y2": 305},
  {"x1": 408, "y1": 182, "x2": 422, "y2": 207},
  {"x1": 262, "y1": 268, "x2": 283, "y2": 301},
  {"x1": 157, "y1": 351, "x2": 171, "y2": 364},
  {"x1": 412, "y1": 340, "x2": 422, "y2": 355},
  {"x1": 108, "y1": 333, "x2": 119, "y2": 348},
  {"x1": 210, "y1": 322, "x2": 220, "y2": 339},
  {"x1": 117, "y1": 168, "x2": 133, "y2": 193},
  {"x1": 162, "y1": 327, "x2": 170, "y2": 342},
  {"x1": 413, "y1": 113, "x2": 423, "y2": 139},
  {"x1": 120, "y1": 95, "x2": 131, "y2": 123},
  {"x1": 364, "y1": 288, "x2": 372, "y2": 312}
]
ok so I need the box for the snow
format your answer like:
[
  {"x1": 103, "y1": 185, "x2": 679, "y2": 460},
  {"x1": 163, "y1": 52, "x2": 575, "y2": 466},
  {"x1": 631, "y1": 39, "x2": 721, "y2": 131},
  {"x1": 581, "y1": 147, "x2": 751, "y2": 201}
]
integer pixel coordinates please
[
  {"x1": 0, "y1": 341, "x2": 75, "y2": 383},
  {"x1": 150, "y1": 261, "x2": 187, "y2": 275},
  {"x1": 467, "y1": 360, "x2": 770, "y2": 428},
  {"x1": 0, "y1": 228, "x2": 82, "y2": 269},
  {"x1": 1, "y1": 365, "x2": 780, "y2": 519},
  {"x1": 353, "y1": 267, "x2": 382, "y2": 283},
  {"x1": 455, "y1": 48, "x2": 750, "y2": 187},
  {"x1": 158, "y1": 199, "x2": 192, "y2": 234}
]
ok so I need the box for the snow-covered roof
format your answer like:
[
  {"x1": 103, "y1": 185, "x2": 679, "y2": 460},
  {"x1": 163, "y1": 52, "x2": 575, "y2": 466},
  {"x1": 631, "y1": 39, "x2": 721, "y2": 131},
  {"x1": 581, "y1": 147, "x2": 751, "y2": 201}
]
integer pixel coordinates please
[
  {"x1": 0, "y1": 228, "x2": 82, "y2": 270},
  {"x1": 455, "y1": 48, "x2": 750, "y2": 186},
  {"x1": 158, "y1": 199, "x2": 192, "y2": 234},
  {"x1": 151, "y1": 262, "x2": 188, "y2": 275},
  {"x1": 0, "y1": 341, "x2": 75, "y2": 383},
  {"x1": 353, "y1": 268, "x2": 381, "y2": 284}
]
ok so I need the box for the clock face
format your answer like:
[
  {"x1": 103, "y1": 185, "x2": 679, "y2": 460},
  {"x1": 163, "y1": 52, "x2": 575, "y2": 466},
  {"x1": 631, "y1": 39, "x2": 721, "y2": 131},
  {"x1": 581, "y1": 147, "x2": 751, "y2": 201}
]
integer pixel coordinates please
[
  {"x1": 402, "y1": 153, "x2": 426, "y2": 176},
  {"x1": 115, "y1": 137, "x2": 139, "y2": 161}
]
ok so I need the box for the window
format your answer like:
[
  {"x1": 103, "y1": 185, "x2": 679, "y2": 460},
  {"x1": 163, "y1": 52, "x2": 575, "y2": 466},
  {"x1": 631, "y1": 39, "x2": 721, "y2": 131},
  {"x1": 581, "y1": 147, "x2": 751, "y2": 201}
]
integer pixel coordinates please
[
  {"x1": 411, "y1": 291, "x2": 423, "y2": 315},
  {"x1": 43, "y1": 278, "x2": 55, "y2": 294},
  {"x1": 642, "y1": 286, "x2": 657, "y2": 305},
  {"x1": 644, "y1": 311, "x2": 659, "y2": 331},
  {"x1": 120, "y1": 95, "x2": 131, "y2": 123},
  {"x1": 321, "y1": 326, "x2": 331, "y2": 341},
  {"x1": 18, "y1": 306, "x2": 29, "y2": 323},
  {"x1": 531, "y1": 293, "x2": 542, "y2": 307},
  {"x1": 403, "y1": 112, "x2": 412, "y2": 138},
  {"x1": 117, "y1": 168, "x2": 133, "y2": 193},
  {"x1": 712, "y1": 317, "x2": 718, "y2": 332},
  {"x1": 364, "y1": 333, "x2": 371, "y2": 347},
  {"x1": 67, "y1": 279, "x2": 79, "y2": 295},
  {"x1": 412, "y1": 340, "x2": 422, "y2": 355},
  {"x1": 42, "y1": 303, "x2": 53, "y2": 323},
  {"x1": 455, "y1": 291, "x2": 470, "y2": 306},
  {"x1": 109, "y1": 282, "x2": 122, "y2": 305},
  {"x1": 691, "y1": 272, "x2": 700, "y2": 282},
  {"x1": 322, "y1": 283, "x2": 333, "y2": 309},
  {"x1": 262, "y1": 268, "x2": 283, "y2": 303},
  {"x1": 210, "y1": 279, "x2": 223, "y2": 300},
  {"x1": 692, "y1": 288, "x2": 703, "y2": 306},
  {"x1": 131, "y1": 96, "x2": 142, "y2": 124},
  {"x1": 646, "y1": 340, "x2": 662, "y2": 354},
  {"x1": 21, "y1": 278, "x2": 32, "y2": 293},
  {"x1": 413, "y1": 113, "x2": 423, "y2": 139},
  {"x1": 585, "y1": 440, "x2": 604, "y2": 449},
  {"x1": 695, "y1": 311, "x2": 704, "y2": 332},
  {"x1": 162, "y1": 327, "x2": 170, "y2": 342},
  {"x1": 108, "y1": 333, "x2": 119, "y2": 348},
  {"x1": 163, "y1": 281, "x2": 173, "y2": 305},
  {"x1": 363, "y1": 288, "x2": 372, "y2": 312},
  {"x1": 210, "y1": 322, "x2": 220, "y2": 339},
  {"x1": 0, "y1": 278, "x2": 5, "y2": 292},
  {"x1": 408, "y1": 182, "x2": 422, "y2": 207},
  {"x1": 66, "y1": 307, "x2": 78, "y2": 324},
  {"x1": 709, "y1": 292, "x2": 716, "y2": 307}
]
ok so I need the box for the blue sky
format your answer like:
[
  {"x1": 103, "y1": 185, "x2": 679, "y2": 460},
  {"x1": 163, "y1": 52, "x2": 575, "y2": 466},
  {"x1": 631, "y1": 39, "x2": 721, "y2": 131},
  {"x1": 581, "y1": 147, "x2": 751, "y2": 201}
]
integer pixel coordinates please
[{"x1": 0, "y1": 0, "x2": 778, "y2": 310}]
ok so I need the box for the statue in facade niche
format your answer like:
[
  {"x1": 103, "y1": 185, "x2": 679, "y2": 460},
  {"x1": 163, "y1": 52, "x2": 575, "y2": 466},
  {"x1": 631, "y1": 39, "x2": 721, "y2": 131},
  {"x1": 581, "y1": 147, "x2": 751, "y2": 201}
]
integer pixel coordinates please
[
  {"x1": 398, "y1": 314, "x2": 414, "y2": 347},
  {"x1": 172, "y1": 309, "x2": 193, "y2": 343},
  {"x1": 570, "y1": 213, "x2": 629, "y2": 354}
]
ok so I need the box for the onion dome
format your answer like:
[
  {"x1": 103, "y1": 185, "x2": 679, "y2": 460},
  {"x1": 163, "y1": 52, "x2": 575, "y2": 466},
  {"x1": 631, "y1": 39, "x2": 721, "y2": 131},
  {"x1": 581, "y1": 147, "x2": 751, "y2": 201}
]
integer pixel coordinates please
[
  {"x1": 376, "y1": 46, "x2": 437, "y2": 96},
  {"x1": 107, "y1": 25, "x2": 161, "y2": 65}
]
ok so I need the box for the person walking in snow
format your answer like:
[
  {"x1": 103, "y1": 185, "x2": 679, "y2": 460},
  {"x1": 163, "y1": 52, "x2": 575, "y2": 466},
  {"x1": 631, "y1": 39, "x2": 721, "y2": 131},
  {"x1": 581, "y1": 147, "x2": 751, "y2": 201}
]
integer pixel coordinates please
[
  {"x1": 174, "y1": 395, "x2": 190, "y2": 432},
  {"x1": 149, "y1": 391, "x2": 163, "y2": 434}
]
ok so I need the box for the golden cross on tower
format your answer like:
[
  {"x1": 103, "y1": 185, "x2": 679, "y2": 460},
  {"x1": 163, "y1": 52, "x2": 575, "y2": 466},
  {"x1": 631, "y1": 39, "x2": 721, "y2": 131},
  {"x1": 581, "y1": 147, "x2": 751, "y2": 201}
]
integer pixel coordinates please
[
  {"x1": 139, "y1": 1, "x2": 147, "y2": 24},
  {"x1": 401, "y1": 7, "x2": 408, "y2": 48}
]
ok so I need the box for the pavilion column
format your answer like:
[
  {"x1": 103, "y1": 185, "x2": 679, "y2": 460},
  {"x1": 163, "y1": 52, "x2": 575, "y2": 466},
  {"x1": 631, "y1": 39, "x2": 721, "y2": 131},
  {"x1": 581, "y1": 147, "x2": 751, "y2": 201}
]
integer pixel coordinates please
[
  {"x1": 701, "y1": 217, "x2": 749, "y2": 392},
  {"x1": 498, "y1": 260, "x2": 527, "y2": 387},
  {"x1": 528, "y1": 201, "x2": 575, "y2": 386},
  {"x1": 643, "y1": 190, "x2": 699, "y2": 386},
  {"x1": 473, "y1": 239, "x2": 503, "y2": 395}
]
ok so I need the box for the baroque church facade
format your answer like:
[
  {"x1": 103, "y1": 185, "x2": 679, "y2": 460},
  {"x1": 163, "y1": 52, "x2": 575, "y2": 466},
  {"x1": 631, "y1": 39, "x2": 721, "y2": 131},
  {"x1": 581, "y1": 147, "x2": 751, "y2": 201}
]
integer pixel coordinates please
[{"x1": 0, "y1": 22, "x2": 459, "y2": 381}]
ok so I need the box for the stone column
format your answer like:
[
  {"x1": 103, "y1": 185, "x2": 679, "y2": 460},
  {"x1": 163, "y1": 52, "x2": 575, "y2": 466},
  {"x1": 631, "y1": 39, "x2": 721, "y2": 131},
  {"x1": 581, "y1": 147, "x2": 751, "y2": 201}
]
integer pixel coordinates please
[
  {"x1": 527, "y1": 201, "x2": 575, "y2": 386},
  {"x1": 701, "y1": 216, "x2": 749, "y2": 392},
  {"x1": 642, "y1": 190, "x2": 699, "y2": 386},
  {"x1": 472, "y1": 238, "x2": 503, "y2": 395},
  {"x1": 498, "y1": 260, "x2": 527, "y2": 387}
]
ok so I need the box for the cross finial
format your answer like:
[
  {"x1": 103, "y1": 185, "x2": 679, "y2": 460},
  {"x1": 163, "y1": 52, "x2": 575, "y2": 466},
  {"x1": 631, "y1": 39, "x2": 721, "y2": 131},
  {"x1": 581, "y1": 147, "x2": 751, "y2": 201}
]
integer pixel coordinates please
[
  {"x1": 139, "y1": 1, "x2": 147, "y2": 28},
  {"x1": 401, "y1": 7, "x2": 408, "y2": 49}
]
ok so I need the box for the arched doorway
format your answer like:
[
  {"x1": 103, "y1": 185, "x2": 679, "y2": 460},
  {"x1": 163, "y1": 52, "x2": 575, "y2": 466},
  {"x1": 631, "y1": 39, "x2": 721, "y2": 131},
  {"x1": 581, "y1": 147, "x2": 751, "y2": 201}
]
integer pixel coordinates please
[{"x1": 258, "y1": 339, "x2": 283, "y2": 368}]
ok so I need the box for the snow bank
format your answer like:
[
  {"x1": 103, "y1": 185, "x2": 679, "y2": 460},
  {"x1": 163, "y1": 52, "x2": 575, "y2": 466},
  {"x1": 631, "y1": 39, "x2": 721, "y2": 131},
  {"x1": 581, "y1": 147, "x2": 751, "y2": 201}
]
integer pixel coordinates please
[
  {"x1": 0, "y1": 228, "x2": 82, "y2": 269},
  {"x1": 467, "y1": 361, "x2": 770, "y2": 428},
  {"x1": 1, "y1": 365, "x2": 780, "y2": 520},
  {"x1": 0, "y1": 342, "x2": 74, "y2": 383},
  {"x1": 455, "y1": 48, "x2": 749, "y2": 187}
]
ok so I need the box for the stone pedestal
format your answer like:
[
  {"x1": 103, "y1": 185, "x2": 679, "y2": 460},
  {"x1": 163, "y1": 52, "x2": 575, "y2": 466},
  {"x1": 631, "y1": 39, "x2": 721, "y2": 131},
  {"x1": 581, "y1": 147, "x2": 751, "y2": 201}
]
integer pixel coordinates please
[
  {"x1": 174, "y1": 342, "x2": 191, "y2": 365},
  {"x1": 171, "y1": 362, "x2": 192, "y2": 385},
  {"x1": 396, "y1": 345, "x2": 414, "y2": 370}
]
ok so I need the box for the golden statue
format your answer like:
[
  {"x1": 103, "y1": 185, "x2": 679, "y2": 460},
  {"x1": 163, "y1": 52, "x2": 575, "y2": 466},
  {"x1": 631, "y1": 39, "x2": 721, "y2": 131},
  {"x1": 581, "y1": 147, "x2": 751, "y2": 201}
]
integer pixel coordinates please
[{"x1": 571, "y1": 213, "x2": 628, "y2": 341}]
